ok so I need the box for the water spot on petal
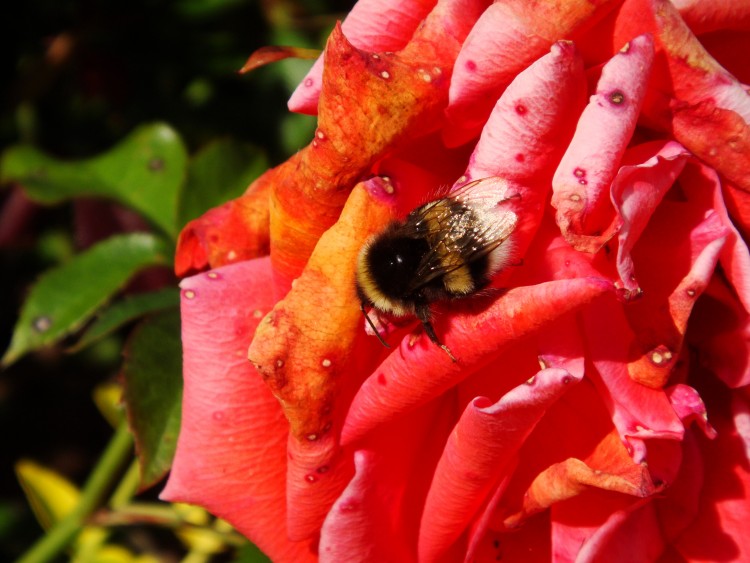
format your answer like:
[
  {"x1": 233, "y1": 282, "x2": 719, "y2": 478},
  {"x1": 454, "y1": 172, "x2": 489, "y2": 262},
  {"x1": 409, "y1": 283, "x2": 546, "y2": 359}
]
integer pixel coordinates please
[
  {"x1": 275, "y1": 358, "x2": 285, "y2": 368},
  {"x1": 465, "y1": 60, "x2": 477, "y2": 72},
  {"x1": 561, "y1": 375, "x2": 573, "y2": 385},
  {"x1": 306, "y1": 433, "x2": 318, "y2": 441},
  {"x1": 305, "y1": 474, "x2": 318, "y2": 483},
  {"x1": 316, "y1": 129, "x2": 326, "y2": 140},
  {"x1": 515, "y1": 104, "x2": 527, "y2": 115},
  {"x1": 649, "y1": 346, "x2": 673, "y2": 366},
  {"x1": 212, "y1": 410, "x2": 226, "y2": 421},
  {"x1": 321, "y1": 358, "x2": 332, "y2": 368},
  {"x1": 339, "y1": 502, "x2": 357, "y2": 512},
  {"x1": 574, "y1": 167, "x2": 586, "y2": 178},
  {"x1": 371, "y1": 53, "x2": 380, "y2": 60},
  {"x1": 304, "y1": 77, "x2": 314, "y2": 88},
  {"x1": 380, "y1": 70, "x2": 391, "y2": 80},
  {"x1": 316, "y1": 465, "x2": 330, "y2": 474},
  {"x1": 206, "y1": 271, "x2": 221, "y2": 280},
  {"x1": 183, "y1": 289, "x2": 197, "y2": 300}
]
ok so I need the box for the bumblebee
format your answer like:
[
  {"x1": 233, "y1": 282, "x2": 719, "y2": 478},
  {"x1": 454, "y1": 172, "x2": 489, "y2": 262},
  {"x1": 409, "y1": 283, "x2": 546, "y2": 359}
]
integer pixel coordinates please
[{"x1": 356, "y1": 178, "x2": 519, "y2": 361}]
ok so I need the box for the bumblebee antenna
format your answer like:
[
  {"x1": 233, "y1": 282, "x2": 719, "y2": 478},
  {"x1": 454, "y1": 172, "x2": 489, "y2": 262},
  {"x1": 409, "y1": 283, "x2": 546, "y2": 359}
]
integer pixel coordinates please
[{"x1": 360, "y1": 302, "x2": 391, "y2": 348}]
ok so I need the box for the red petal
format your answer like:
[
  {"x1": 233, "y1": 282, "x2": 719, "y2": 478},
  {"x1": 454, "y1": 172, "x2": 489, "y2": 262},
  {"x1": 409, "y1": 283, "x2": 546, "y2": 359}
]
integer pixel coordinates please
[
  {"x1": 465, "y1": 41, "x2": 586, "y2": 184},
  {"x1": 341, "y1": 277, "x2": 613, "y2": 445},
  {"x1": 418, "y1": 368, "x2": 580, "y2": 562},
  {"x1": 161, "y1": 258, "x2": 316, "y2": 562},
  {"x1": 673, "y1": 0, "x2": 750, "y2": 35},
  {"x1": 672, "y1": 392, "x2": 750, "y2": 560},
  {"x1": 551, "y1": 34, "x2": 655, "y2": 252}
]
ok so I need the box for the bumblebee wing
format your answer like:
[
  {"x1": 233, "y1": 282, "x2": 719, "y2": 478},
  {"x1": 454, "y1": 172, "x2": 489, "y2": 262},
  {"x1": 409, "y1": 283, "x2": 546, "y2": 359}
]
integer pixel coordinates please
[{"x1": 402, "y1": 189, "x2": 518, "y2": 293}]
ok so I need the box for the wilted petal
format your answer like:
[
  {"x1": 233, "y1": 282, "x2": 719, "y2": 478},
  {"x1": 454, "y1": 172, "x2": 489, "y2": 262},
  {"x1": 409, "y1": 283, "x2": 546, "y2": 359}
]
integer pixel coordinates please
[
  {"x1": 551, "y1": 34, "x2": 655, "y2": 252},
  {"x1": 465, "y1": 41, "x2": 586, "y2": 184},
  {"x1": 446, "y1": 0, "x2": 619, "y2": 145},
  {"x1": 161, "y1": 258, "x2": 316, "y2": 562},
  {"x1": 666, "y1": 384, "x2": 716, "y2": 438},
  {"x1": 418, "y1": 368, "x2": 580, "y2": 562},
  {"x1": 249, "y1": 182, "x2": 394, "y2": 538},
  {"x1": 174, "y1": 175, "x2": 271, "y2": 276},
  {"x1": 342, "y1": 277, "x2": 612, "y2": 445},
  {"x1": 288, "y1": 0, "x2": 437, "y2": 114}
]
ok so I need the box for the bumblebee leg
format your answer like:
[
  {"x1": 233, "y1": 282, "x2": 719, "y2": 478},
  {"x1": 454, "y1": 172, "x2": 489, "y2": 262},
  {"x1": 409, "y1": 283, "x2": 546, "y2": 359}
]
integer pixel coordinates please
[
  {"x1": 360, "y1": 302, "x2": 391, "y2": 348},
  {"x1": 415, "y1": 303, "x2": 457, "y2": 362}
]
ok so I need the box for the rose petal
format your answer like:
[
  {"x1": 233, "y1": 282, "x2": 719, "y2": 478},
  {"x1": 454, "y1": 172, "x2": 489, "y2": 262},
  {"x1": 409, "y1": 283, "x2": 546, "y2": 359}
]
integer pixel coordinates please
[
  {"x1": 551, "y1": 34, "x2": 655, "y2": 252},
  {"x1": 248, "y1": 181, "x2": 394, "y2": 538},
  {"x1": 341, "y1": 277, "x2": 613, "y2": 445},
  {"x1": 319, "y1": 396, "x2": 455, "y2": 562},
  {"x1": 161, "y1": 258, "x2": 316, "y2": 562},
  {"x1": 672, "y1": 392, "x2": 750, "y2": 560},
  {"x1": 288, "y1": 0, "x2": 437, "y2": 114},
  {"x1": 612, "y1": 140, "x2": 692, "y2": 295},
  {"x1": 614, "y1": 0, "x2": 750, "y2": 192},
  {"x1": 666, "y1": 383, "x2": 717, "y2": 438},
  {"x1": 672, "y1": 0, "x2": 750, "y2": 35},
  {"x1": 445, "y1": 0, "x2": 619, "y2": 145},
  {"x1": 583, "y1": 296, "x2": 686, "y2": 462},
  {"x1": 174, "y1": 173, "x2": 271, "y2": 276},
  {"x1": 572, "y1": 499, "x2": 664, "y2": 562},
  {"x1": 464, "y1": 40, "x2": 586, "y2": 184},
  {"x1": 418, "y1": 368, "x2": 580, "y2": 562}
]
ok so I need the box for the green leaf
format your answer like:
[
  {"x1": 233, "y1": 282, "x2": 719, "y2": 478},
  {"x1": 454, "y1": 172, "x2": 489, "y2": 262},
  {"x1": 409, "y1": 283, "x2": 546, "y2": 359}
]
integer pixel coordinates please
[
  {"x1": 2, "y1": 233, "x2": 171, "y2": 366},
  {"x1": 178, "y1": 138, "x2": 268, "y2": 227},
  {"x1": 0, "y1": 123, "x2": 188, "y2": 237},
  {"x1": 69, "y1": 288, "x2": 180, "y2": 352},
  {"x1": 233, "y1": 541, "x2": 272, "y2": 563},
  {"x1": 122, "y1": 310, "x2": 182, "y2": 489}
]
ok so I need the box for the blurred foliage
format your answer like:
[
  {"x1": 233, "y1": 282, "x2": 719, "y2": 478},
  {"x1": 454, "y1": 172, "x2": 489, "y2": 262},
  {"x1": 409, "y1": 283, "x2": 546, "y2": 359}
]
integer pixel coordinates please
[{"x1": 0, "y1": 0, "x2": 353, "y2": 560}]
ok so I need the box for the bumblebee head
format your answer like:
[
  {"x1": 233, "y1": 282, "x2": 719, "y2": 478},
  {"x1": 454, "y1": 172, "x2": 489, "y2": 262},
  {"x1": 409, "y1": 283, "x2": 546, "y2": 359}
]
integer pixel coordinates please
[{"x1": 355, "y1": 229, "x2": 428, "y2": 317}]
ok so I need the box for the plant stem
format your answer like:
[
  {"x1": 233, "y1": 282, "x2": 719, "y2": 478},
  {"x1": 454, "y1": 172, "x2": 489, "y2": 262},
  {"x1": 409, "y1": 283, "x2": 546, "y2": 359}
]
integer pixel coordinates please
[{"x1": 17, "y1": 421, "x2": 133, "y2": 563}]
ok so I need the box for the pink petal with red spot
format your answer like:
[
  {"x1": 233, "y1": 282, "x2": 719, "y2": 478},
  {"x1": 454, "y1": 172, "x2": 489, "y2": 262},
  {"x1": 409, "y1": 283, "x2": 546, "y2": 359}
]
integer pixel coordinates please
[
  {"x1": 285, "y1": 434, "x2": 354, "y2": 541},
  {"x1": 612, "y1": 141, "x2": 691, "y2": 295},
  {"x1": 418, "y1": 368, "x2": 579, "y2": 562},
  {"x1": 161, "y1": 258, "x2": 316, "y2": 562},
  {"x1": 551, "y1": 34, "x2": 654, "y2": 253},
  {"x1": 445, "y1": 2, "x2": 551, "y2": 146},
  {"x1": 287, "y1": 0, "x2": 436, "y2": 114},
  {"x1": 342, "y1": 277, "x2": 612, "y2": 445},
  {"x1": 464, "y1": 41, "x2": 586, "y2": 184},
  {"x1": 445, "y1": 0, "x2": 619, "y2": 146}
]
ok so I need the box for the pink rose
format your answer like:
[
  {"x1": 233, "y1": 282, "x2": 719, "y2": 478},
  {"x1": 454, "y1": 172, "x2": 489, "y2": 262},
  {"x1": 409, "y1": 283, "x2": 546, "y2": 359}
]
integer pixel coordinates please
[{"x1": 163, "y1": 0, "x2": 750, "y2": 560}]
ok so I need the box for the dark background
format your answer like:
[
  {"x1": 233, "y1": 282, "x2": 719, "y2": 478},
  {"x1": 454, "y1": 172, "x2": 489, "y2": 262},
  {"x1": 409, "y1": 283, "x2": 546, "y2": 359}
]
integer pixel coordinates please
[{"x1": 0, "y1": 0, "x2": 352, "y2": 559}]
